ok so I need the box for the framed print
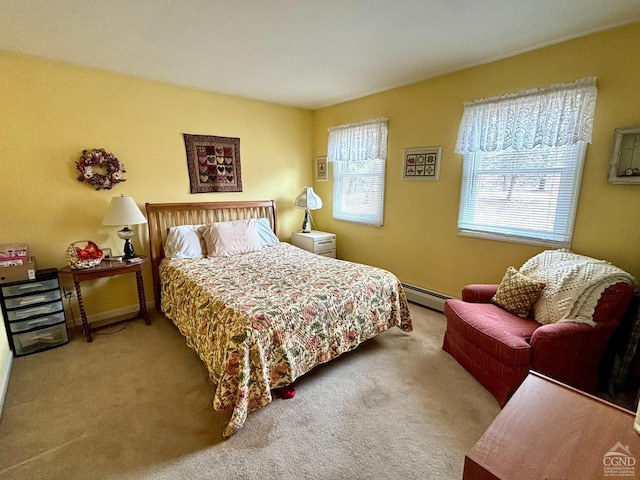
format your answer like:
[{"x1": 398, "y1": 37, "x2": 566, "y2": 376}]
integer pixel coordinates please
[
  {"x1": 402, "y1": 146, "x2": 442, "y2": 181},
  {"x1": 608, "y1": 125, "x2": 640, "y2": 184},
  {"x1": 315, "y1": 156, "x2": 328, "y2": 181},
  {"x1": 183, "y1": 133, "x2": 242, "y2": 193}
]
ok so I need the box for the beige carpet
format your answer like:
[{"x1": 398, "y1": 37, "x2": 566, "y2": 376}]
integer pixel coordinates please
[{"x1": 0, "y1": 303, "x2": 500, "y2": 480}]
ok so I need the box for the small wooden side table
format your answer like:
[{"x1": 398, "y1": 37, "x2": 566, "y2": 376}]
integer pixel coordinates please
[
  {"x1": 59, "y1": 256, "x2": 151, "y2": 342},
  {"x1": 463, "y1": 371, "x2": 640, "y2": 480}
]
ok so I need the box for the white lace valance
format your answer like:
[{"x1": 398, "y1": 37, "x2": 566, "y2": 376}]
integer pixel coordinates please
[
  {"x1": 327, "y1": 117, "x2": 388, "y2": 162},
  {"x1": 455, "y1": 77, "x2": 598, "y2": 154}
]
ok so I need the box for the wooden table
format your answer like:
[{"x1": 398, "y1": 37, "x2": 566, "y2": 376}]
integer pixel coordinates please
[
  {"x1": 59, "y1": 256, "x2": 151, "y2": 342},
  {"x1": 464, "y1": 371, "x2": 640, "y2": 480}
]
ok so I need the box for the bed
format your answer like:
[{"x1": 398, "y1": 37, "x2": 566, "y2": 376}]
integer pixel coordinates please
[{"x1": 145, "y1": 200, "x2": 412, "y2": 436}]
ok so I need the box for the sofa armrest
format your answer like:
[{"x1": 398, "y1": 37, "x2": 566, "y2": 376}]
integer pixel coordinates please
[
  {"x1": 461, "y1": 284, "x2": 500, "y2": 303},
  {"x1": 530, "y1": 320, "x2": 619, "y2": 392},
  {"x1": 592, "y1": 282, "x2": 635, "y2": 323}
]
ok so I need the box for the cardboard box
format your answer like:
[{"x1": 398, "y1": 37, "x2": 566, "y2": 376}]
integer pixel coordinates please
[
  {"x1": 0, "y1": 257, "x2": 37, "y2": 284},
  {"x1": 0, "y1": 243, "x2": 28, "y2": 258}
]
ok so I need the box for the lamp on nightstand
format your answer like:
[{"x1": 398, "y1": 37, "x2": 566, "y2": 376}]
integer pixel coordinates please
[
  {"x1": 294, "y1": 186, "x2": 322, "y2": 233},
  {"x1": 102, "y1": 195, "x2": 147, "y2": 259}
]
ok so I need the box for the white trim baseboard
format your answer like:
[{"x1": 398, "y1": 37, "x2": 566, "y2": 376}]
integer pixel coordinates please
[
  {"x1": 65, "y1": 301, "x2": 155, "y2": 331},
  {"x1": 84, "y1": 301, "x2": 155, "y2": 324},
  {"x1": 401, "y1": 283, "x2": 449, "y2": 312}
]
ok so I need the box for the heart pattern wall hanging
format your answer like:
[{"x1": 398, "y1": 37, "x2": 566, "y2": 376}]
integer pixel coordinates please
[{"x1": 183, "y1": 133, "x2": 242, "y2": 193}]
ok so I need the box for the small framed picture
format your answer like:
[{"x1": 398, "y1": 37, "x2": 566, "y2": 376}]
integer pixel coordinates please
[
  {"x1": 403, "y1": 146, "x2": 442, "y2": 181},
  {"x1": 315, "y1": 156, "x2": 328, "y2": 182},
  {"x1": 608, "y1": 125, "x2": 640, "y2": 184},
  {"x1": 102, "y1": 248, "x2": 112, "y2": 259}
]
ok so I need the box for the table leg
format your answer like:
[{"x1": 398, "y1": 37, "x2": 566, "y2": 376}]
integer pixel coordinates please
[
  {"x1": 136, "y1": 270, "x2": 151, "y2": 325},
  {"x1": 74, "y1": 280, "x2": 92, "y2": 342}
]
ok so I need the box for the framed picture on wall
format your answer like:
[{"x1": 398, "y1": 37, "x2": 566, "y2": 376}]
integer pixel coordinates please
[
  {"x1": 315, "y1": 156, "x2": 328, "y2": 181},
  {"x1": 183, "y1": 133, "x2": 242, "y2": 193},
  {"x1": 608, "y1": 125, "x2": 640, "y2": 184},
  {"x1": 402, "y1": 146, "x2": 442, "y2": 181}
]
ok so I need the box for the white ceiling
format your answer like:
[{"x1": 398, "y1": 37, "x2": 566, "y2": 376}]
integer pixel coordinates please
[{"x1": 1, "y1": 1, "x2": 640, "y2": 109}]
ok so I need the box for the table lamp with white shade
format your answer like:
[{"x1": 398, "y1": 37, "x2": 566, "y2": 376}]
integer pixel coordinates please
[
  {"x1": 294, "y1": 186, "x2": 322, "y2": 233},
  {"x1": 102, "y1": 195, "x2": 147, "y2": 259}
]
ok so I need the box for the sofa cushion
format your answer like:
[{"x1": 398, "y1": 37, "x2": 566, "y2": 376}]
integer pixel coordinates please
[
  {"x1": 491, "y1": 267, "x2": 546, "y2": 318},
  {"x1": 442, "y1": 329, "x2": 531, "y2": 406},
  {"x1": 444, "y1": 299, "x2": 540, "y2": 366}
]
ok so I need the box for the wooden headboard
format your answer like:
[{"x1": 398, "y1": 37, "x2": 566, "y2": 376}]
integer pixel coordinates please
[{"x1": 145, "y1": 200, "x2": 277, "y2": 310}]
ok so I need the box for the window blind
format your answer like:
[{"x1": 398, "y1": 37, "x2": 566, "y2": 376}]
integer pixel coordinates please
[
  {"x1": 458, "y1": 144, "x2": 586, "y2": 246},
  {"x1": 327, "y1": 118, "x2": 387, "y2": 226}
]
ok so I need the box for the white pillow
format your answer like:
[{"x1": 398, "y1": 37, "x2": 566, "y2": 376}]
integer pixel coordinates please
[
  {"x1": 256, "y1": 218, "x2": 279, "y2": 246},
  {"x1": 202, "y1": 219, "x2": 263, "y2": 257},
  {"x1": 164, "y1": 224, "x2": 206, "y2": 258}
]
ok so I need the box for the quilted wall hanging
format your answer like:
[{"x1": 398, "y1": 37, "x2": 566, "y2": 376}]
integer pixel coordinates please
[{"x1": 183, "y1": 133, "x2": 242, "y2": 193}]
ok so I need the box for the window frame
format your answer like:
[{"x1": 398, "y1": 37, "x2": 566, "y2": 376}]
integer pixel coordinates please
[
  {"x1": 327, "y1": 118, "x2": 388, "y2": 227},
  {"x1": 455, "y1": 78, "x2": 597, "y2": 248}
]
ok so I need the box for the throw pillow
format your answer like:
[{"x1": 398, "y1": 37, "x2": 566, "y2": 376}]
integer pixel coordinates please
[
  {"x1": 255, "y1": 217, "x2": 280, "y2": 246},
  {"x1": 491, "y1": 266, "x2": 546, "y2": 318},
  {"x1": 164, "y1": 224, "x2": 206, "y2": 258},
  {"x1": 202, "y1": 219, "x2": 263, "y2": 257}
]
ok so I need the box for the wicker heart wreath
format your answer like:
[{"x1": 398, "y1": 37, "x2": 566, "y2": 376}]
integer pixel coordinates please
[{"x1": 76, "y1": 149, "x2": 126, "y2": 190}]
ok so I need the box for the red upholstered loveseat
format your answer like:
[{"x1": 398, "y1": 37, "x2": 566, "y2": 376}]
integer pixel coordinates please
[{"x1": 442, "y1": 282, "x2": 634, "y2": 406}]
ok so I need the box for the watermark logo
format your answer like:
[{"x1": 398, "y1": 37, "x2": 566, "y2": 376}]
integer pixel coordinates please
[{"x1": 603, "y1": 442, "x2": 636, "y2": 477}]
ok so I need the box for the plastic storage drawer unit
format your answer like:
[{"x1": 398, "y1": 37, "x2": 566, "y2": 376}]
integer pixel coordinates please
[{"x1": 0, "y1": 269, "x2": 68, "y2": 356}]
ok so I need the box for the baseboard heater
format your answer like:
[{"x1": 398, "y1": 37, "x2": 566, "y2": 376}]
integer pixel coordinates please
[{"x1": 401, "y1": 283, "x2": 450, "y2": 312}]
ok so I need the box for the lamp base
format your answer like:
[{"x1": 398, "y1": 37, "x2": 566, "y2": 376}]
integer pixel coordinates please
[
  {"x1": 301, "y1": 210, "x2": 311, "y2": 233},
  {"x1": 118, "y1": 226, "x2": 137, "y2": 260},
  {"x1": 122, "y1": 239, "x2": 137, "y2": 260}
]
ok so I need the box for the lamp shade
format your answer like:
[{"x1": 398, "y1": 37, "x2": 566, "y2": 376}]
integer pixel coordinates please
[
  {"x1": 102, "y1": 195, "x2": 147, "y2": 226},
  {"x1": 294, "y1": 187, "x2": 322, "y2": 210}
]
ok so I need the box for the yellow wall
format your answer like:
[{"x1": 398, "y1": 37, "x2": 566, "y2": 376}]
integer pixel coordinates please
[
  {"x1": 313, "y1": 22, "x2": 640, "y2": 297},
  {"x1": 0, "y1": 51, "x2": 313, "y2": 319},
  {"x1": 1, "y1": 21, "x2": 639, "y2": 328}
]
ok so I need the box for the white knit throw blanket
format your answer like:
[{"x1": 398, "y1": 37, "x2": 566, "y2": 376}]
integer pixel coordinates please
[{"x1": 520, "y1": 249, "x2": 637, "y2": 326}]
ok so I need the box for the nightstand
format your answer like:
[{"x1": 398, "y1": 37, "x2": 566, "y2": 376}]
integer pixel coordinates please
[
  {"x1": 58, "y1": 256, "x2": 150, "y2": 342},
  {"x1": 291, "y1": 231, "x2": 336, "y2": 258}
]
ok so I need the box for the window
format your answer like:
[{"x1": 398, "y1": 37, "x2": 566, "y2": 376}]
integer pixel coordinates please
[
  {"x1": 455, "y1": 78, "x2": 597, "y2": 247},
  {"x1": 327, "y1": 118, "x2": 387, "y2": 226}
]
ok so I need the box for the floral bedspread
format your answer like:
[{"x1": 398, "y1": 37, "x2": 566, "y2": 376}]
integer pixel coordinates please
[{"x1": 160, "y1": 242, "x2": 412, "y2": 436}]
